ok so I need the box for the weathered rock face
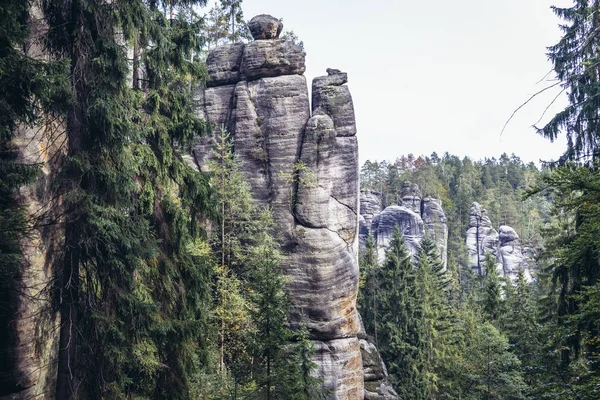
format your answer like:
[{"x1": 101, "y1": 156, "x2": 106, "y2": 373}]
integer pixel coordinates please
[
  {"x1": 400, "y1": 181, "x2": 421, "y2": 214},
  {"x1": 372, "y1": 205, "x2": 424, "y2": 260},
  {"x1": 465, "y1": 202, "x2": 499, "y2": 275},
  {"x1": 466, "y1": 202, "x2": 532, "y2": 281},
  {"x1": 359, "y1": 190, "x2": 383, "y2": 247},
  {"x1": 195, "y1": 16, "x2": 371, "y2": 399},
  {"x1": 359, "y1": 182, "x2": 448, "y2": 268},
  {"x1": 422, "y1": 197, "x2": 448, "y2": 268},
  {"x1": 360, "y1": 338, "x2": 399, "y2": 400},
  {"x1": 498, "y1": 226, "x2": 532, "y2": 282},
  {"x1": 358, "y1": 316, "x2": 399, "y2": 400},
  {"x1": 248, "y1": 14, "x2": 283, "y2": 40}
]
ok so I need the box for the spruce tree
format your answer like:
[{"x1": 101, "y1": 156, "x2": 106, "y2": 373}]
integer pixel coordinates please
[
  {"x1": 358, "y1": 234, "x2": 380, "y2": 344},
  {"x1": 40, "y1": 1, "x2": 214, "y2": 397},
  {"x1": 377, "y1": 226, "x2": 427, "y2": 399},
  {"x1": 481, "y1": 251, "x2": 503, "y2": 323},
  {"x1": 248, "y1": 219, "x2": 291, "y2": 399},
  {"x1": 416, "y1": 236, "x2": 456, "y2": 397}
]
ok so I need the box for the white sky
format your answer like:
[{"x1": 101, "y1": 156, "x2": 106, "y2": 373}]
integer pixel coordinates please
[{"x1": 225, "y1": 0, "x2": 574, "y2": 165}]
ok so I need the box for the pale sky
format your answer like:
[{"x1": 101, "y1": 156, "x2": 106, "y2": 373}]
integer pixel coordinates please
[{"x1": 226, "y1": 0, "x2": 573, "y2": 165}]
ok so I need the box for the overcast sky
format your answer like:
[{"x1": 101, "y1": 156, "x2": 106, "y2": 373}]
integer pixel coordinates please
[{"x1": 226, "y1": 0, "x2": 573, "y2": 165}]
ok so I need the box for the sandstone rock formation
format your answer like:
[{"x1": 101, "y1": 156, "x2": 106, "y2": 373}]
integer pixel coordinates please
[
  {"x1": 359, "y1": 183, "x2": 448, "y2": 268},
  {"x1": 359, "y1": 190, "x2": 383, "y2": 247},
  {"x1": 358, "y1": 316, "x2": 399, "y2": 400},
  {"x1": 248, "y1": 14, "x2": 283, "y2": 40},
  {"x1": 372, "y1": 205, "x2": 424, "y2": 260},
  {"x1": 400, "y1": 181, "x2": 421, "y2": 214},
  {"x1": 422, "y1": 197, "x2": 448, "y2": 268},
  {"x1": 465, "y1": 202, "x2": 498, "y2": 275},
  {"x1": 465, "y1": 202, "x2": 532, "y2": 282},
  {"x1": 498, "y1": 226, "x2": 533, "y2": 282},
  {"x1": 194, "y1": 15, "x2": 386, "y2": 399}
]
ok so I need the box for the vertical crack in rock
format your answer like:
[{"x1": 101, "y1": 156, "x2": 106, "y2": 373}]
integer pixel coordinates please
[{"x1": 465, "y1": 202, "x2": 533, "y2": 282}]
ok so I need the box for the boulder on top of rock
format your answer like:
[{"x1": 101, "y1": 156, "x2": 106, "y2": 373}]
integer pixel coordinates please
[{"x1": 248, "y1": 14, "x2": 283, "y2": 40}]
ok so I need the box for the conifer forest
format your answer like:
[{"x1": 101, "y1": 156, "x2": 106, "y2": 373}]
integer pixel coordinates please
[{"x1": 2, "y1": 1, "x2": 600, "y2": 399}]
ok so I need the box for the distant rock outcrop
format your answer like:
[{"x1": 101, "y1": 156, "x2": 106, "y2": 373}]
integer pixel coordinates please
[
  {"x1": 466, "y1": 202, "x2": 499, "y2": 275},
  {"x1": 465, "y1": 202, "x2": 532, "y2": 281},
  {"x1": 372, "y1": 205, "x2": 425, "y2": 259},
  {"x1": 422, "y1": 197, "x2": 448, "y2": 267},
  {"x1": 360, "y1": 183, "x2": 448, "y2": 268},
  {"x1": 359, "y1": 190, "x2": 383, "y2": 247},
  {"x1": 497, "y1": 226, "x2": 533, "y2": 282},
  {"x1": 196, "y1": 15, "x2": 393, "y2": 399}
]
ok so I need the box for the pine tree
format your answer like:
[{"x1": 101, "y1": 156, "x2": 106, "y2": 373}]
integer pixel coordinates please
[
  {"x1": 358, "y1": 234, "x2": 380, "y2": 344},
  {"x1": 461, "y1": 321, "x2": 526, "y2": 399},
  {"x1": 248, "y1": 216, "x2": 291, "y2": 399},
  {"x1": 219, "y1": 0, "x2": 251, "y2": 43},
  {"x1": 501, "y1": 269, "x2": 545, "y2": 390},
  {"x1": 377, "y1": 226, "x2": 427, "y2": 399},
  {"x1": 481, "y1": 251, "x2": 503, "y2": 323},
  {"x1": 207, "y1": 127, "x2": 256, "y2": 393},
  {"x1": 416, "y1": 236, "x2": 456, "y2": 397},
  {"x1": 280, "y1": 323, "x2": 327, "y2": 400}
]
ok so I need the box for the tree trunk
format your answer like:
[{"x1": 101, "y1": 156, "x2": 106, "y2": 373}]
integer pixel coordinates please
[{"x1": 56, "y1": 1, "x2": 85, "y2": 397}]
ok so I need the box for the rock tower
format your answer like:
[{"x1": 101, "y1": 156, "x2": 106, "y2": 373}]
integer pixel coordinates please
[{"x1": 195, "y1": 14, "x2": 396, "y2": 399}]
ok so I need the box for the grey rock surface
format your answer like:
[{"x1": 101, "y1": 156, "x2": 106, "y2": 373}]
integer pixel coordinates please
[
  {"x1": 248, "y1": 14, "x2": 283, "y2": 40},
  {"x1": 195, "y1": 27, "x2": 373, "y2": 398},
  {"x1": 497, "y1": 226, "x2": 533, "y2": 282},
  {"x1": 360, "y1": 339, "x2": 399, "y2": 400},
  {"x1": 400, "y1": 181, "x2": 422, "y2": 214},
  {"x1": 359, "y1": 190, "x2": 383, "y2": 246},
  {"x1": 193, "y1": 84, "x2": 236, "y2": 172},
  {"x1": 313, "y1": 71, "x2": 356, "y2": 137},
  {"x1": 466, "y1": 202, "x2": 498, "y2": 275},
  {"x1": 422, "y1": 197, "x2": 448, "y2": 268},
  {"x1": 372, "y1": 205, "x2": 424, "y2": 260},
  {"x1": 1, "y1": 4, "x2": 61, "y2": 397},
  {"x1": 359, "y1": 183, "x2": 448, "y2": 267},
  {"x1": 241, "y1": 39, "x2": 306, "y2": 80},
  {"x1": 465, "y1": 203, "x2": 533, "y2": 281},
  {"x1": 206, "y1": 43, "x2": 245, "y2": 87}
]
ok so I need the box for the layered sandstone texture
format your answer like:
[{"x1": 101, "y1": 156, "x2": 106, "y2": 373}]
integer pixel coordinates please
[
  {"x1": 465, "y1": 202, "x2": 532, "y2": 282},
  {"x1": 195, "y1": 15, "x2": 384, "y2": 399},
  {"x1": 359, "y1": 182, "x2": 448, "y2": 268}
]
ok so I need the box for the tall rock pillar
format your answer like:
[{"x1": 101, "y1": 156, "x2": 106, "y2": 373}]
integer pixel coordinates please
[{"x1": 195, "y1": 15, "x2": 365, "y2": 399}]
